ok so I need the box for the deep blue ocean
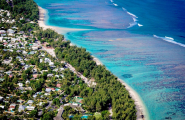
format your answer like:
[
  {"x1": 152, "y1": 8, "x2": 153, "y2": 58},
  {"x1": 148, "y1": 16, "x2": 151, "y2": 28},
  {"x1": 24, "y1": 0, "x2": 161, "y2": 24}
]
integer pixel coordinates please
[{"x1": 34, "y1": 0, "x2": 185, "y2": 119}]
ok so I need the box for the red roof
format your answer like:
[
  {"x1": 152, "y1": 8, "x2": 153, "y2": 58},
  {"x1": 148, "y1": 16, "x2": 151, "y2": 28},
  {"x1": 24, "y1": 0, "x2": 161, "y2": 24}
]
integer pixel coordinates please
[
  {"x1": 10, "y1": 106, "x2": 15, "y2": 108},
  {"x1": 9, "y1": 75, "x2": 13, "y2": 78},
  {"x1": 51, "y1": 88, "x2": 55, "y2": 90},
  {"x1": 56, "y1": 84, "x2": 61, "y2": 88},
  {"x1": 33, "y1": 74, "x2": 38, "y2": 78}
]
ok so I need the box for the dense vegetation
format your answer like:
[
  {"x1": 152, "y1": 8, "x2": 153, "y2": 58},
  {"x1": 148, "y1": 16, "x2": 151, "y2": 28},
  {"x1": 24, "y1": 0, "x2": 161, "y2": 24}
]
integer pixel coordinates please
[
  {"x1": 35, "y1": 28, "x2": 137, "y2": 119},
  {"x1": 0, "y1": 0, "x2": 39, "y2": 21}
]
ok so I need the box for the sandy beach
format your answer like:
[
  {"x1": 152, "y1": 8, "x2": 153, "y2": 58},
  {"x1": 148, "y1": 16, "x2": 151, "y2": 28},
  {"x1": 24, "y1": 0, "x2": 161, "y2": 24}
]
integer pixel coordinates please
[
  {"x1": 38, "y1": 6, "x2": 90, "y2": 35},
  {"x1": 118, "y1": 78, "x2": 149, "y2": 120},
  {"x1": 38, "y1": 6, "x2": 148, "y2": 120}
]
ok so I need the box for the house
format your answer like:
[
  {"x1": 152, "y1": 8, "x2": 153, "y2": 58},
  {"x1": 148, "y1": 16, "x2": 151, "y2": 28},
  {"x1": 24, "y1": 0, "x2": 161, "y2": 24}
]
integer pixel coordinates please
[
  {"x1": 32, "y1": 46, "x2": 38, "y2": 50},
  {"x1": 26, "y1": 106, "x2": 35, "y2": 111},
  {"x1": 9, "y1": 103, "x2": 16, "y2": 111},
  {"x1": 26, "y1": 80, "x2": 30, "y2": 84},
  {"x1": 16, "y1": 56, "x2": 23, "y2": 61},
  {"x1": 19, "y1": 31, "x2": 24, "y2": 34},
  {"x1": 18, "y1": 83, "x2": 23, "y2": 87},
  {"x1": 51, "y1": 88, "x2": 55, "y2": 91},
  {"x1": 30, "y1": 21, "x2": 35, "y2": 24},
  {"x1": 47, "y1": 74, "x2": 53, "y2": 77},
  {"x1": 40, "y1": 59, "x2": 43, "y2": 63},
  {"x1": 56, "y1": 84, "x2": 61, "y2": 88},
  {"x1": 27, "y1": 100, "x2": 34, "y2": 105},
  {"x1": 49, "y1": 62, "x2": 54, "y2": 66},
  {"x1": 24, "y1": 87, "x2": 32, "y2": 90},
  {"x1": 32, "y1": 69, "x2": 37, "y2": 74},
  {"x1": 0, "y1": 96, "x2": 4, "y2": 101},
  {"x1": 11, "y1": 26, "x2": 17, "y2": 29},
  {"x1": 18, "y1": 105, "x2": 25, "y2": 112},
  {"x1": 45, "y1": 88, "x2": 51, "y2": 93},
  {"x1": 5, "y1": 71, "x2": 12, "y2": 75},
  {"x1": 24, "y1": 65, "x2": 30, "y2": 70},
  {"x1": 0, "y1": 105, "x2": 4, "y2": 109},
  {"x1": 0, "y1": 30, "x2": 6, "y2": 34},
  {"x1": 33, "y1": 95, "x2": 37, "y2": 98},
  {"x1": 16, "y1": 50, "x2": 21, "y2": 53},
  {"x1": 60, "y1": 74, "x2": 64, "y2": 78},
  {"x1": 55, "y1": 75, "x2": 59, "y2": 78},
  {"x1": 44, "y1": 58, "x2": 51, "y2": 63},
  {"x1": 38, "y1": 102, "x2": 43, "y2": 106},
  {"x1": 20, "y1": 62, "x2": 25, "y2": 66},
  {"x1": 60, "y1": 68, "x2": 65, "y2": 71},
  {"x1": 70, "y1": 96, "x2": 83, "y2": 106},
  {"x1": 41, "y1": 70, "x2": 48, "y2": 74},
  {"x1": 33, "y1": 74, "x2": 38, "y2": 79},
  {"x1": 17, "y1": 100, "x2": 24, "y2": 103},
  {"x1": 22, "y1": 50, "x2": 27, "y2": 55},
  {"x1": 7, "y1": 29, "x2": 14, "y2": 34},
  {"x1": 53, "y1": 68, "x2": 58, "y2": 72},
  {"x1": 9, "y1": 74, "x2": 13, "y2": 78},
  {"x1": 28, "y1": 51, "x2": 35, "y2": 55},
  {"x1": 0, "y1": 37, "x2": 3, "y2": 42},
  {"x1": 44, "y1": 93, "x2": 50, "y2": 96}
]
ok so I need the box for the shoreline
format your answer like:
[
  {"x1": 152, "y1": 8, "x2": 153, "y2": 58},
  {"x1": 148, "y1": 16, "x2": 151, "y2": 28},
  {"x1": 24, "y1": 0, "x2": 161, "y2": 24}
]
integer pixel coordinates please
[
  {"x1": 117, "y1": 78, "x2": 149, "y2": 120},
  {"x1": 38, "y1": 6, "x2": 91, "y2": 35},
  {"x1": 38, "y1": 6, "x2": 148, "y2": 120}
]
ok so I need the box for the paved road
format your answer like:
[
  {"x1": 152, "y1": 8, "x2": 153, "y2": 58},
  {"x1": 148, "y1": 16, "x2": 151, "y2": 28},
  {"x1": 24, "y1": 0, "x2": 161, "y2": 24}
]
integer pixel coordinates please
[
  {"x1": 46, "y1": 101, "x2": 52, "y2": 109},
  {"x1": 54, "y1": 107, "x2": 64, "y2": 120}
]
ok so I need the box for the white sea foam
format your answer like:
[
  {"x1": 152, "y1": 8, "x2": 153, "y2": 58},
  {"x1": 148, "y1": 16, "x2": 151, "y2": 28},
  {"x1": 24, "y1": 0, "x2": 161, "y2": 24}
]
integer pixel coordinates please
[
  {"x1": 113, "y1": 3, "x2": 118, "y2": 6},
  {"x1": 127, "y1": 22, "x2": 137, "y2": 28},
  {"x1": 153, "y1": 35, "x2": 185, "y2": 48},
  {"x1": 122, "y1": 7, "x2": 127, "y2": 11},
  {"x1": 133, "y1": 18, "x2": 138, "y2": 22},
  {"x1": 138, "y1": 23, "x2": 143, "y2": 27},
  {"x1": 127, "y1": 12, "x2": 138, "y2": 18},
  {"x1": 165, "y1": 36, "x2": 174, "y2": 40},
  {"x1": 110, "y1": 0, "x2": 113, "y2": 2}
]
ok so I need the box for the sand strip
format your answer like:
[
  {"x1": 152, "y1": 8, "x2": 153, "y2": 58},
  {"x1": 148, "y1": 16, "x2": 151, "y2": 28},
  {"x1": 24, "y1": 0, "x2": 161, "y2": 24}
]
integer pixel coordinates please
[{"x1": 38, "y1": 6, "x2": 90, "y2": 35}]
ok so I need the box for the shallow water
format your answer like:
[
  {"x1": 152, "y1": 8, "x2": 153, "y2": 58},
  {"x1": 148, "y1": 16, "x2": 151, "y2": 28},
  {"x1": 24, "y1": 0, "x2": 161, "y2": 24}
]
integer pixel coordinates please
[{"x1": 34, "y1": 0, "x2": 185, "y2": 119}]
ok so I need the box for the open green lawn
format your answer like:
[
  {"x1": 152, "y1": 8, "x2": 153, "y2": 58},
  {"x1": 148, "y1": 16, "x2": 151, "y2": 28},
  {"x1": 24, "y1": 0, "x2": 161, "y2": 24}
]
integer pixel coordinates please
[{"x1": 94, "y1": 112, "x2": 101, "y2": 119}]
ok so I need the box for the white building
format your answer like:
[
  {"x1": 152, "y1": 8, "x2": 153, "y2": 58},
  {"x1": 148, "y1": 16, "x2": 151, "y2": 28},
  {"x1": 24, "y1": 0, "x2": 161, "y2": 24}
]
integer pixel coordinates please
[
  {"x1": 18, "y1": 105, "x2": 25, "y2": 112},
  {"x1": 18, "y1": 83, "x2": 23, "y2": 87},
  {"x1": 26, "y1": 106, "x2": 35, "y2": 111}
]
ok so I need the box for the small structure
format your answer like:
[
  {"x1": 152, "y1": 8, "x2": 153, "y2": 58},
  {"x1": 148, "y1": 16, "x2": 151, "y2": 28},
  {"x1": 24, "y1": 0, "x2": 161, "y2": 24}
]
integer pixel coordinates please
[
  {"x1": 0, "y1": 30, "x2": 6, "y2": 34},
  {"x1": 56, "y1": 84, "x2": 61, "y2": 88},
  {"x1": 33, "y1": 74, "x2": 38, "y2": 79},
  {"x1": 18, "y1": 105, "x2": 25, "y2": 112},
  {"x1": 27, "y1": 100, "x2": 34, "y2": 105},
  {"x1": 5, "y1": 71, "x2": 12, "y2": 75},
  {"x1": 18, "y1": 83, "x2": 23, "y2": 87},
  {"x1": 51, "y1": 88, "x2": 55, "y2": 91},
  {"x1": 9, "y1": 103, "x2": 16, "y2": 111},
  {"x1": 26, "y1": 106, "x2": 35, "y2": 111},
  {"x1": 47, "y1": 74, "x2": 53, "y2": 77},
  {"x1": 0, "y1": 105, "x2": 4, "y2": 109},
  {"x1": 0, "y1": 96, "x2": 4, "y2": 101},
  {"x1": 26, "y1": 80, "x2": 30, "y2": 84},
  {"x1": 70, "y1": 96, "x2": 83, "y2": 106},
  {"x1": 45, "y1": 88, "x2": 51, "y2": 93}
]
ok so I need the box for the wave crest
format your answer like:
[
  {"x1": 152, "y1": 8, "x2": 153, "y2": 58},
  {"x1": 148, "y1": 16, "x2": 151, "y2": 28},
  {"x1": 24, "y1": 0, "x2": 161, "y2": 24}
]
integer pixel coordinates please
[{"x1": 153, "y1": 35, "x2": 185, "y2": 47}]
